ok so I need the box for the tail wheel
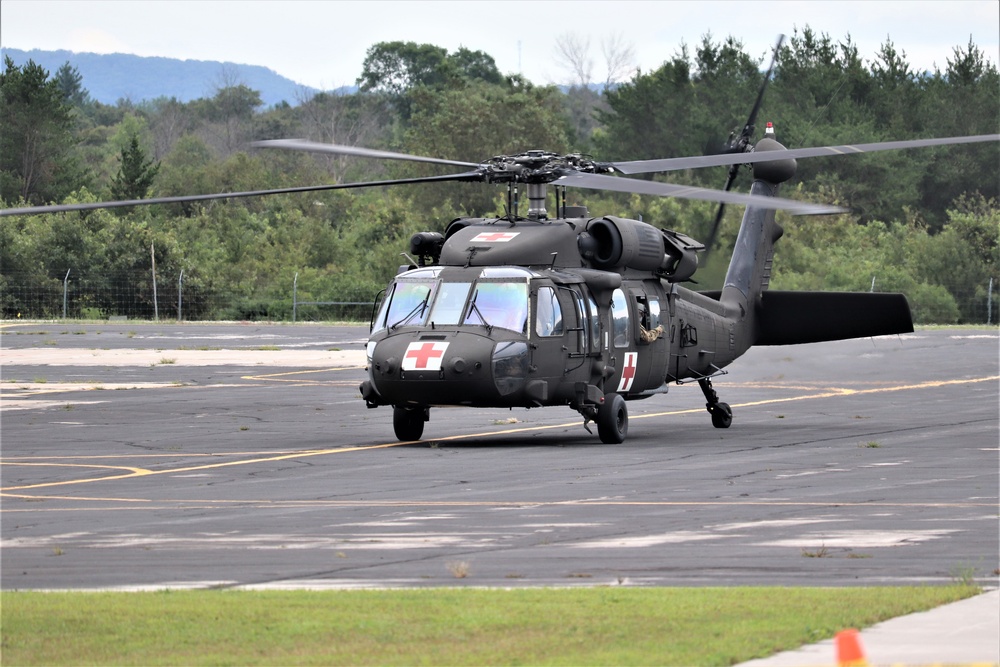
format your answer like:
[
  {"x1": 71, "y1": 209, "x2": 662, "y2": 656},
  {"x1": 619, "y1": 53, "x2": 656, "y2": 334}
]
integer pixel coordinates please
[
  {"x1": 597, "y1": 393, "x2": 628, "y2": 444},
  {"x1": 393, "y1": 406, "x2": 426, "y2": 441}
]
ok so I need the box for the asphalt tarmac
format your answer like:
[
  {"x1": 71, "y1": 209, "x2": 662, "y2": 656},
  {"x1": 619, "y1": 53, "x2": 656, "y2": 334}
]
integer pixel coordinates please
[{"x1": 1, "y1": 323, "x2": 997, "y2": 593}]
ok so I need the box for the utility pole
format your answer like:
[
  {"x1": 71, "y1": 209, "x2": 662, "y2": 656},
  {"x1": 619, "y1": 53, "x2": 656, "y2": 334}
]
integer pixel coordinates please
[{"x1": 151, "y1": 242, "x2": 159, "y2": 321}]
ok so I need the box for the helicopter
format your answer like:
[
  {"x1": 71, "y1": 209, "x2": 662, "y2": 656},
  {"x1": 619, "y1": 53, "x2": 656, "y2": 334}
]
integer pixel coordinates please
[
  {"x1": 246, "y1": 102, "x2": 996, "y2": 442},
  {"x1": 2, "y1": 43, "x2": 997, "y2": 444},
  {"x1": 251, "y1": 127, "x2": 922, "y2": 444}
]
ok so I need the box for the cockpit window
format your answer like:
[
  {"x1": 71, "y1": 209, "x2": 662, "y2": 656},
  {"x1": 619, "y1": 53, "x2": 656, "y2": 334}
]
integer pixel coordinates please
[
  {"x1": 647, "y1": 297, "x2": 661, "y2": 329},
  {"x1": 535, "y1": 287, "x2": 564, "y2": 337},
  {"x1": 428, "y1": 282, "x2": 473, "y2": 326},
  {"x1": 588, "y1": 293, "x2": 601, "y2": 350},
  {"x1": 375, "y1": 280, "x2": 434, "y2": 331},
  {"x1": 480, "y1": 267, "x2": 536, "y2": 279},
  {"x1": 398, "y1": 267, "x2": 442, "y2": 280},
  {"x1": 611, "y1": 287, "x2": 630, "y2": 347},
  {"x1": 464, "y1": 281, "x2": 528, "y2": 333}
]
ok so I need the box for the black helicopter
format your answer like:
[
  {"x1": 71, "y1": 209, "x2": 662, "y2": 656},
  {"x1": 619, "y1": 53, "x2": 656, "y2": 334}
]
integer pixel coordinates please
[
  {"x1": 254, "y1": 127, "x2": 921, "y2": 444},
  {"x1": 248, "y1": 125, "x2": 996, "y2": 443},
  {"x1": 2, "y1": 44, "x2": 997, "y2": 445}
]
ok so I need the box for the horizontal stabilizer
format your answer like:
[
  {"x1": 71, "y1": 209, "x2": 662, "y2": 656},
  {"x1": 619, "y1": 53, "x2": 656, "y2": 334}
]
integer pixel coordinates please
[{"x1": 756, "y1": 291, "x2": 913, "y2": 345}]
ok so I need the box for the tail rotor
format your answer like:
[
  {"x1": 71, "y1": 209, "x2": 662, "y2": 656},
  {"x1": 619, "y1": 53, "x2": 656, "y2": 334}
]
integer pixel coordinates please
[{"x1": 704, "y1": 34, "x2": 785, "y2": 257}]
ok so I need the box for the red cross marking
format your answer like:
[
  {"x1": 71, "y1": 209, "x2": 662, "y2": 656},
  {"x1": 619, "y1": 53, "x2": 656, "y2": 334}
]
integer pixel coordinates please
[
  {"x1": 617, "y1": 352, "x2": 638, "y2": 392},
  {"x1": 403, "y1": 342, "x2": 448, "y2": 370},
  {"x1": 471, "y1": 232, "x2": 518, "y2": 242}
]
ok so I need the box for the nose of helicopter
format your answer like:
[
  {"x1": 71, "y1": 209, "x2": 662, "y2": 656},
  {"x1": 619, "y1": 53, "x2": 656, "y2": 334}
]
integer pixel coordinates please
[{"x1": 365, "y1": 331, "x2": 532, "y2": 407}]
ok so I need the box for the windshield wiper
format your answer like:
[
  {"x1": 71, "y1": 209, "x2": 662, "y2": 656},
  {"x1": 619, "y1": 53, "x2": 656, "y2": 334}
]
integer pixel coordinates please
[
  {"x1": 390, "y1": 296, "x2": 429, "y2": 330},
  {"x1": 466, "y1": 291, "x2": 493, "y2": 334}
]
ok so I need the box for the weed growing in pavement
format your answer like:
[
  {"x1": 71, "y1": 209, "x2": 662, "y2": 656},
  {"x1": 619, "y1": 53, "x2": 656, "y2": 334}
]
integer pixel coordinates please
[
  {"x1": 447, "y1": 561, "x2": 470, "y2": 578},
  {"x1": 802, "y1": 544, "x2": 831, "y2": 558}
]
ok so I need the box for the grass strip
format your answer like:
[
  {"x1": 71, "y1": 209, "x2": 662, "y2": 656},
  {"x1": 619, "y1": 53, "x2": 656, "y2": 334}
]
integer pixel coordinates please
[{"x1": 0, "y1": 585, "x2": 978, "y2": 666}]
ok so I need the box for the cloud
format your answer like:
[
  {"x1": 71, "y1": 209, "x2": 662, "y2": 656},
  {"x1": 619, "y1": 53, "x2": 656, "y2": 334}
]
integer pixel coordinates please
[{"x1": 67, "y1": 28, "x2": 132, "y2": 56}]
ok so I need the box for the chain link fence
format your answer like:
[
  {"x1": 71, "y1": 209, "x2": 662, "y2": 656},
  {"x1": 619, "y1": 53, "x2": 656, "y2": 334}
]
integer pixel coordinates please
[
  {"x1": 0, "y1": 272, "x2": 373, "y2": 323},
  {"x1": 0, "y1": 272, "x2": 994, "y2": 325}
]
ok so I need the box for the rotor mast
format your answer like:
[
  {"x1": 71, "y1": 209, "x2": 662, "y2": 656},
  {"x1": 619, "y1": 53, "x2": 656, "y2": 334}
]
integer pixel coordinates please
[{"x1": 526, "y1": 183, "x2": 548, "y2": 220}]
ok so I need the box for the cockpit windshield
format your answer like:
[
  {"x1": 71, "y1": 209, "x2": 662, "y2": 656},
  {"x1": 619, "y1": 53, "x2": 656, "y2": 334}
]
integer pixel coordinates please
[{"x1": 374, "y1": 267, "x2": 531, "y2": 335}]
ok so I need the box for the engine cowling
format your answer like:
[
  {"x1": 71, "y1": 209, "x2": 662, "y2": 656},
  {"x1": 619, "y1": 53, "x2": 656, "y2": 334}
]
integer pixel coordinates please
[{"x1": 579, "y1": 216, "x2": 701, "y2": 281}]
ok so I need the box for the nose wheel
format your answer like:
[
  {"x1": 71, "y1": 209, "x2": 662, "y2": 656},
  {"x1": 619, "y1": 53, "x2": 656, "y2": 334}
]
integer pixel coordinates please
[
  {"x1": 698, "y1": 378, "x2": 732, "y2": 429},
  {"x1": 393, "y1": 406, "x2": 428, "y2": 441}
]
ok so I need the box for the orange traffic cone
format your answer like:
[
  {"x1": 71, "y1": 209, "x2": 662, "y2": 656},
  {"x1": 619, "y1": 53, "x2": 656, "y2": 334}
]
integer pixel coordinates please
[{"x1": 835, "y1": 628, "x2": 869, "y2": 667}]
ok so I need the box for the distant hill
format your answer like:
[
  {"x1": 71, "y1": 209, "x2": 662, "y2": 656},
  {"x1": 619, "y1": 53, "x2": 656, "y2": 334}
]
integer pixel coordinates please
[{"x1": 0, "y1": 48, "x2": 355, "y2": 107}]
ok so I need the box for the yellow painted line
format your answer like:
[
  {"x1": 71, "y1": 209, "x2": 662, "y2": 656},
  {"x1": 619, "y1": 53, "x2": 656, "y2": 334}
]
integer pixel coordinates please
[
  {"x1": 232, "y1": 381, "x2": 359, "y2": 388},
  {"x1": 0, "y1": 443, "x2": 406, "y2": 492},
  {"x1": 243, "y1": 367, "x2": 364, "y2": 380},
  {"x1": 1, "y1": 492, "x2": 153, "y2": 503},
  {"x1": 466, "y1": 375, "x2": 1000, "y2": 433},
  {"x1": 0, "y1": 322, "x2": 48, "y2": 329},
  {"x1": 240, "y1": 378, "x2": 361, "y2": 386},
  {"x1": 0, "y1": 504, "x2": 236, "y2": 511},
  {"x1": 3, "y1": 451, "x2": 300, "y2": 461},
  {"x1": 3, "y1": 462, "x2": 154, "y2": 476},
  {"x1": 630, "y1": 375, "x2": 1000, "y2": 420},
  {"x1": 1, "y1": 375, "x2": 996, "y2": 495}
]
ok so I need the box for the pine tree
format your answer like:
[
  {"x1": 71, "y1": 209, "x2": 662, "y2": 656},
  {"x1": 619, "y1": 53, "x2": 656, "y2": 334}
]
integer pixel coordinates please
[
  {"x1": 109, "y1": 134, "x2": 160, "y2": 201},
  {"x1": 54, "y1": 62, "x2": 89, "y2": 107},
  {"x1": 0, "y1": 56, "x2": 79, "y2": 204}
]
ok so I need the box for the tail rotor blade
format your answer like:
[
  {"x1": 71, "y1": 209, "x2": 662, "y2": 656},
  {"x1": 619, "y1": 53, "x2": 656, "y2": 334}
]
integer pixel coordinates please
[
  {"x1": 706, "y1": 35, "x2": 785, "y2": 257},
  {"x1": 705, "y1": 165, "x2": 740, "y2": 256}
]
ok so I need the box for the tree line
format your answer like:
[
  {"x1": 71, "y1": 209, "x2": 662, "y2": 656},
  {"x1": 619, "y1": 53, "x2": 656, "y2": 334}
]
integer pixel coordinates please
[{"x1": 1, "y1": 28, "x2": 997, "y2": 323}]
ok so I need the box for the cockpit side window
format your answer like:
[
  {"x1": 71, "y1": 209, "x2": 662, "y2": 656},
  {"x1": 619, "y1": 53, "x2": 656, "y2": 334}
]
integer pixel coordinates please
[
  {"x1": 573, "y1": 291, "x2": 588, "y2": 352},
  {"x1": 648, "y1": 297, "x2": 661, "y2": 329},
  {"x1": 611, "y1": 287, "x2": 629, "y2": 348},
  {"x1": 535, "y1": 287, "x2": 564, "y2": 337},
  {"x1": 588, "y1": 293, "x2": 601, "y2": 351},
  {"x1": 372, "y1": 287, "x2": 393, "y2": 333}
]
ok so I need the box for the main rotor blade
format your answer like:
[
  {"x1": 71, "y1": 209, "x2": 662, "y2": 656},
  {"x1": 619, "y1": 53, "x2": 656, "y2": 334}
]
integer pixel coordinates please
[
  {"x1": 253, "y1": 139, "x2": 480, "y2": 168},
  {"x1": 613, "y1": 134, "x2": 1000, "y2": 175},
  {"x1": 553, "y1": 171, "x2": 845, "y2": 215},
  {"x1": 0, "y1": 171, "x2": 485, "y2": 218}
]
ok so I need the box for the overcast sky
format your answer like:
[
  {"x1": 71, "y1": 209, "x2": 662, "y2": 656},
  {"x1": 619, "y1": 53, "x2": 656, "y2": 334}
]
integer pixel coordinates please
[{"x1": 2, "y1": 0, "x2": 997, "y2": 90}]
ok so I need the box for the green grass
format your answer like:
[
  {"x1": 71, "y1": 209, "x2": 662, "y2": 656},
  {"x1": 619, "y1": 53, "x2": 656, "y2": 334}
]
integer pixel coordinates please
[{"x1": 0, "y1": 585, "x2": 978, "y2": 666}]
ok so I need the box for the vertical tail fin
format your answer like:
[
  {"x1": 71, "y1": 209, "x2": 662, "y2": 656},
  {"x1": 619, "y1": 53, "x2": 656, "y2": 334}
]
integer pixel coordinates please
[{"x1": 720, "y1": 136, "x2": 796, "y2": 354}]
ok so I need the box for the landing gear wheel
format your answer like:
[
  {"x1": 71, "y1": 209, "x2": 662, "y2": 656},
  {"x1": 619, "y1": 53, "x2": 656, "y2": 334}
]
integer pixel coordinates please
[
  {"x1": 710, "y1": 402, "x2": 733, "y2": 429},
  {"x1": 699, "y1": 377, "x2": 732, "y2": 429},
  {"x1": 393, "y1": 406, "x2": 426, "y2": 441},
  {"x1": 597, "y1": 393, "x2": 628, "y2": 444}
]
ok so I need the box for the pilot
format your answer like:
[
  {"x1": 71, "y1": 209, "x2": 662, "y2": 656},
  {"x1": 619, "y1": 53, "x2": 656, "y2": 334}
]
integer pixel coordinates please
[{"x1": 640, "y1": 322, "x2": 664, "y2": 343}]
